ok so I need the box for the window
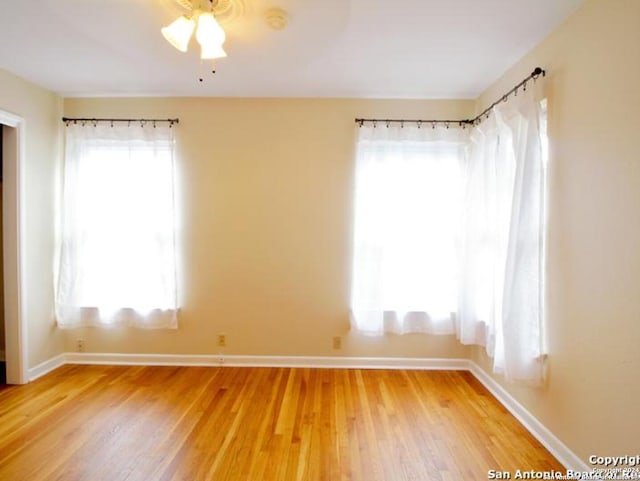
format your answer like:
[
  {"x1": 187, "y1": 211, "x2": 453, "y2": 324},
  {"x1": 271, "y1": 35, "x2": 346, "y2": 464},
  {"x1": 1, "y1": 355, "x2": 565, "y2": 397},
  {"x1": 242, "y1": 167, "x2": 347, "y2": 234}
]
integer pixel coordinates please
[
  {"x1": 351, "y1": 87, "x2": 547, "y2": 384},
  {"x1": 350, "y1": 125, "x2": 467, "y2": 335},
  {"x1": 56, "y1": 122, "x2": 178, "y2": 328}
]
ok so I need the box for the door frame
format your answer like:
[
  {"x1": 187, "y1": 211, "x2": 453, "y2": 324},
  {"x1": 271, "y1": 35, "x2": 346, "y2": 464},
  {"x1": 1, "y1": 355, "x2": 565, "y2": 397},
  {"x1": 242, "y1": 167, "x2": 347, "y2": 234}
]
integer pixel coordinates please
[{"x1": 0, "y1": 109, "x2": 28, "y2": 384}]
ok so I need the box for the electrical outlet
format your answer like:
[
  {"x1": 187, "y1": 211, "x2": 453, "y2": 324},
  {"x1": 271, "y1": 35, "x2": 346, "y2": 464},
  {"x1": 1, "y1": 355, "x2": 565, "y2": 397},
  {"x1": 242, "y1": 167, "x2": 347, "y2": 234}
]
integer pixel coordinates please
[
  {"x1": 217, "y1": 334, "x2": 226, "y2": 348},
  {"x1": 76, "y1": 339, "x2": 85, "y2": 352},
  {"x1": 332, "y1": 336, "x2": 342, "y2": 350}
]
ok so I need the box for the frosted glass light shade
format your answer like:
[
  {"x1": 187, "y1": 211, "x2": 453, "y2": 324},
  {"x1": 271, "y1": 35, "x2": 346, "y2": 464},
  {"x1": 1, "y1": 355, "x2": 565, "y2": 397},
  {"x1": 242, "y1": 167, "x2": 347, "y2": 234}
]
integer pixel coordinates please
[
  {"x1": 161, "y1": 16, "x2": 196, "y2": 52},
  {"x1": 200, "y1": 44, "x2": 227, "y2": 59},
  {"x1": 196, "y1": 13, "x2": 227, "y2": 59}
]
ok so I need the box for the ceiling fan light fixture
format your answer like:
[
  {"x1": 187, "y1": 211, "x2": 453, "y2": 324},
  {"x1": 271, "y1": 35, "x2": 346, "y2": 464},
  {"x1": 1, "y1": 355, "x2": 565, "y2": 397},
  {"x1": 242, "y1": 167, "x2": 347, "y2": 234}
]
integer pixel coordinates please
[
  {"x1": 161, "y1": 15, "x2": 196, "y2": 52},
  {"x1": 162, "y1": 1, "x2": 235, "y2": 75}
]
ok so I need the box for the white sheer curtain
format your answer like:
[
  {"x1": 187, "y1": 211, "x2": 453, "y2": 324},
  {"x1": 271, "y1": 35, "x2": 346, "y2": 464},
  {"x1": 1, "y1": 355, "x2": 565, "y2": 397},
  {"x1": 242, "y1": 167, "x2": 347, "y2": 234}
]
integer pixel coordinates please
[
  {"x1": 458, "y1": 84, "x2": 547, "y2": 383},
  {"x1": 351, "y1": 83, "x2": 546, "y2": 384},
  {"x1": 350, "y1": 124, "x2": 468, "y2": 335},
  {"x1": 56, "y1": 122, "x2": 178, "y2": 329}
]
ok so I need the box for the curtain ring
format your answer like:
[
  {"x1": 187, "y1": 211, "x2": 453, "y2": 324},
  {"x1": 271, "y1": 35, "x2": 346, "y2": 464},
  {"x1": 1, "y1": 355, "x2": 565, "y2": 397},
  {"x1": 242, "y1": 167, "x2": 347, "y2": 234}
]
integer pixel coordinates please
[
  {"x1": 431, "y1": 121, "x2": 436, "y2": 129},
  {"x1": 417, "y1": 120, "x2": 422, "y2": 129},
  {"x1": 373, "y1": 121, "x2": 377, "y2": 128},
  {"x1": 386, "y1": 120, "x2": 390, "y2": 128},
  {"x1": 400, "y1": 121, "x2": 404, "y2": 129},
  {"x1": 445, "y1": 122, "x2": 450, "y2": 129}
]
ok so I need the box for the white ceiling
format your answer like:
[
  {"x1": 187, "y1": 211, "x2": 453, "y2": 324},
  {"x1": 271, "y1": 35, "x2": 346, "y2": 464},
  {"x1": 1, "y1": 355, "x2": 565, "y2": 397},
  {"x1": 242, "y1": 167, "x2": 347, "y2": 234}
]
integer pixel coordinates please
[{"x1": 0, "y1": 0, "x2": 585, "y2": 99}]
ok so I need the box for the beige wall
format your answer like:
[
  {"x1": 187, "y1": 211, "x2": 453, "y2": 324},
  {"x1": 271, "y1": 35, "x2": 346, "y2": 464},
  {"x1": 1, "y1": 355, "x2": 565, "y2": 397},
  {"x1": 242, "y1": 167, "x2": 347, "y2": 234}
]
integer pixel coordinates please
[
  {"x1": 63, "y1": 97, "x2": 473, "y2": 359},
  {"x1": 473, "y1": 0, "x2": 640, "y2": 462},
  {"x1": 0, "y1": 68, "x2": 65, "y2": 368}
]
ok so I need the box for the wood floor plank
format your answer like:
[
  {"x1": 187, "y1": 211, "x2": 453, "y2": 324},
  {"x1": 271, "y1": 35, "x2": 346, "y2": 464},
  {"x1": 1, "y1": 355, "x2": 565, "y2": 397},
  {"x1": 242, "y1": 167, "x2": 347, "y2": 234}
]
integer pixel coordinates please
[{"x1": 0, "y1": 366, "x2": 564, "y2": 481}]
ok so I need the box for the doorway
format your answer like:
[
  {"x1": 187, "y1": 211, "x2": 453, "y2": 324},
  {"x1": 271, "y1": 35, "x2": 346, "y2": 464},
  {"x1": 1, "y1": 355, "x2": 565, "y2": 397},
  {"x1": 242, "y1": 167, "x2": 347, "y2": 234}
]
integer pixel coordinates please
[
  {"x1": 0, "y1": 109, "x2": 27, "y2": 385},
  {"x1": 0, "y1": 124, "x2": 4, "y2": 384}
]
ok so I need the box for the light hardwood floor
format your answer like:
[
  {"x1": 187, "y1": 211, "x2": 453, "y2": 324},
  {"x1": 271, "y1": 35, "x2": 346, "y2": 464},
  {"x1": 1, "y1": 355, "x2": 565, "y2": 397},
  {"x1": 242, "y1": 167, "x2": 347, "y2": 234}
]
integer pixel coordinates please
[{"x1": 0, "y1": 365, "x2": 563, "y2": 480}]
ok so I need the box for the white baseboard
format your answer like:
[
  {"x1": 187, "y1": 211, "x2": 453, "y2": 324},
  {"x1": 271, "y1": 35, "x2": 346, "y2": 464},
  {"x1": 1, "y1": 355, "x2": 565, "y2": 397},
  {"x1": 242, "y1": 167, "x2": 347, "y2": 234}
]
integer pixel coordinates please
[
  {"x1": 63, "y1": 352, "x2": 470, "y2": 370},
  {"x1": 468, "y1": 361, "x2": 589, "y2": 472},
  {"x1": 27, "y1": 352, "x2": 586, "y2": 472},
  {"x1": 28, "y1": 354, "x2": 66, "y2": 381}
]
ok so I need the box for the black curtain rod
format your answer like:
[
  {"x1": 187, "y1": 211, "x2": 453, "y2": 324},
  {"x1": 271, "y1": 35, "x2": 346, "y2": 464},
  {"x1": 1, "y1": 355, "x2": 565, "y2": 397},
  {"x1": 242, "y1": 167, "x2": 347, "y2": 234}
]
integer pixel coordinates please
[
  {"x1": 62, "y1": 117, "x2": 179, "y2": 125},
  {"x1": 355, "y1": 67, "x2": 545, "y2": 128}
]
